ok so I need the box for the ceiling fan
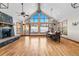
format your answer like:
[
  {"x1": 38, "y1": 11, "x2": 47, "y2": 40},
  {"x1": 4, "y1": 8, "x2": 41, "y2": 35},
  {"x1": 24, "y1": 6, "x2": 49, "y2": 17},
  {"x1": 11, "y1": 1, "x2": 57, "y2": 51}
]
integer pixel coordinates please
[
  {"x1": 20, "y1": 3, "x2": 29, "y2": 17},
  {"x1": 71, "y1": 3, "x2": 79, "y2": 9}
]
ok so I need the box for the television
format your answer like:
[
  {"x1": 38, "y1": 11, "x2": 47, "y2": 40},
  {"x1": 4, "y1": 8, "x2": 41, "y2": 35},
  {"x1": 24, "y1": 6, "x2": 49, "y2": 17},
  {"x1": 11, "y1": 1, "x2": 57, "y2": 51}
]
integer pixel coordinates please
[{"x1": 2, "y1": 28, "x2": 11, "y2": 38}]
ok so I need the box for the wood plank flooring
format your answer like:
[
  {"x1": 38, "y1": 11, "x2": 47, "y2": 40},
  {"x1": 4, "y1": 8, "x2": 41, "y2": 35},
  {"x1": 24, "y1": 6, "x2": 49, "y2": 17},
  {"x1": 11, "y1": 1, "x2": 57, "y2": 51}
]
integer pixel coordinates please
[{"x1": 0, "y1": 36, "x2": 79, "y2": 56}]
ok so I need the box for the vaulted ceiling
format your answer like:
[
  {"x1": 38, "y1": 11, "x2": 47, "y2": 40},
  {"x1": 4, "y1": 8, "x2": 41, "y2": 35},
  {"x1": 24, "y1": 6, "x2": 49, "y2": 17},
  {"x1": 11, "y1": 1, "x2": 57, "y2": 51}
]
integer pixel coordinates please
[{"x1": 0, "y1": 3, "x2": 79, "y2": 22}]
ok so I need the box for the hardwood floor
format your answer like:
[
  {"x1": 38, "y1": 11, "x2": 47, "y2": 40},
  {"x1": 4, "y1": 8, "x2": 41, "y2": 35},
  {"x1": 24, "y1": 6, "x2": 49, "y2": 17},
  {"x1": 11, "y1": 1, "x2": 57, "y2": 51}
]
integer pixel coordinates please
[{"x1": 0, "y1": 36, "x2": 79, "y2": 56}]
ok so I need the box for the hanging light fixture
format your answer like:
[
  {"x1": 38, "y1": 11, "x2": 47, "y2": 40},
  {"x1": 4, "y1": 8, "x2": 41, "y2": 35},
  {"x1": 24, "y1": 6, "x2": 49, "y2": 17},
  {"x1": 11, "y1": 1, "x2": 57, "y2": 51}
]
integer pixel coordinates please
[
  {"x1": 21, "y1": 3, "x2": 25, "y2": 15},
  {"x1": 20, "y1": 3, "x2": 29, "y2": 17},
  {"x1": 0, "y1": 3, "x2": 9, "y2": 9},
  {"x1": 71, "y1": 3, "x2": 79, "y2": 8}
]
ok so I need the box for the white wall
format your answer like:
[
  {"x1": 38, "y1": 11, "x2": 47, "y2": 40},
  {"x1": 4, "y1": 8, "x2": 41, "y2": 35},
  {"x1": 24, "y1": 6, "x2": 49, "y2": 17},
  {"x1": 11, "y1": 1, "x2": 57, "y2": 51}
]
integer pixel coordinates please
[
  {"x1": 62, "y1": 16, "x2": 79, "y2": 42},
  {"x1": 68, "y1": 17, "x2": 79, "y2": 42}
]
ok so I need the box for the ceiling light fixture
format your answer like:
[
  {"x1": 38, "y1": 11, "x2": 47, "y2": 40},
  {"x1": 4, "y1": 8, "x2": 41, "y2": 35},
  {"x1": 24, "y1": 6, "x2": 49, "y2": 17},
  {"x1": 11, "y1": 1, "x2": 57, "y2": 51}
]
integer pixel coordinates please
[
  {"x1": 0, "y1": 3, "x2": 9, "y2": 9},
  {"x1": 20, "y1": 3, "x2": 29, "y2": 17},
  {"x1": 21, "y1": 3, "x2": 25, "y2": 16},
  {"x1": 71, "y1": 3, "x2": 79, "y2": 9},
  {"x1": 72, "y1": 21, "x2": 79, "y2": 26}
]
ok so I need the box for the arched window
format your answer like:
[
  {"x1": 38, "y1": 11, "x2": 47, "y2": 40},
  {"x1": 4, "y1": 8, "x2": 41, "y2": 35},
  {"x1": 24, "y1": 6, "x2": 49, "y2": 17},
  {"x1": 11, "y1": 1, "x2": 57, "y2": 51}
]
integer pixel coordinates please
[{"x1": 30, "y1": 12, "x2": 48, "y2": 34}]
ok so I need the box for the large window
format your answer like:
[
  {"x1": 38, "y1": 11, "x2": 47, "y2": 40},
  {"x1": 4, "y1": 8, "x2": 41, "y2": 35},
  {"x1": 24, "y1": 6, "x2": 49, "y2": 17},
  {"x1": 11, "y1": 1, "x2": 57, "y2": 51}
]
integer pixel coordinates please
[
  {"x1": 59, "y1": 20, "x2": 67, "y2": 35},
  {"x1": 30, "y1": 12, "x2": 48, "y2": 34},
  {"x1": 40, "y1": 24, "x2": 48, "y2": 32},
  {"x1": 31, "y1": 24, "x2": 38, "y2": 32},
  {"x1": 40, "y1": 19, "x2": 48, "y2": 23},
  {"x1": 31, "y1": 19, "x2": 38, "y2": 23}
]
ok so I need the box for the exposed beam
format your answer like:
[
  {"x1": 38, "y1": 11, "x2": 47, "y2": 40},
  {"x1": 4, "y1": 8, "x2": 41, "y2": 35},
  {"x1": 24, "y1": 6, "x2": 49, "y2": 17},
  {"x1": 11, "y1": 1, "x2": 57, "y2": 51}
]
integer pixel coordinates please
[{"x1": 37, "y1": 3, "x2": 41, "y2": 12}]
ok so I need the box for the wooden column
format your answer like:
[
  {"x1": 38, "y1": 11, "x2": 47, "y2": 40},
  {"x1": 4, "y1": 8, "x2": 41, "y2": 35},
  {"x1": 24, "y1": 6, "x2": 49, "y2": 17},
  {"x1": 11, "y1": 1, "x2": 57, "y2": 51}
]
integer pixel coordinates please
[
  {"x1": 23, "y1": 16, "x2": 26, "y2": 35},
  {"x1": 16, "y1": 15, "x2": 21, "y2": 34}
]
